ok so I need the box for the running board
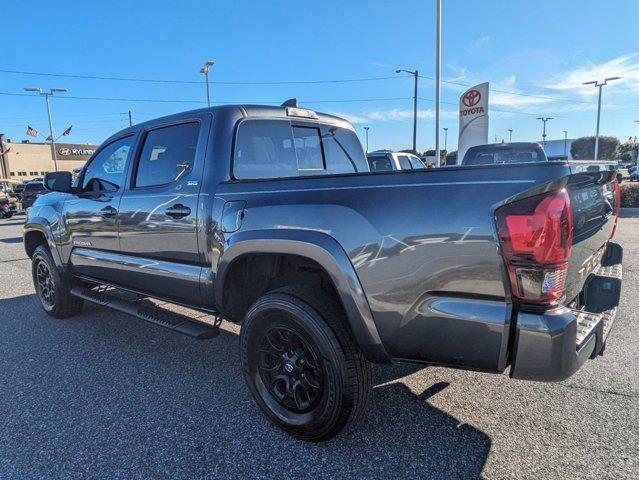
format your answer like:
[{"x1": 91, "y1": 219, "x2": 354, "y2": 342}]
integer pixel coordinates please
[{"x1": 70, "y1": 287, "x2": 220, "y2": 339}]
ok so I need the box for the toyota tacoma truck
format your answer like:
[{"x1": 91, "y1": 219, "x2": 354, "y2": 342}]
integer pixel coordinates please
[{"x1": 24, "y1": 103, "x2": 623, "y2": 442}]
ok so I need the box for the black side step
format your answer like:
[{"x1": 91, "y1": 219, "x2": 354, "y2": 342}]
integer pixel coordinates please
[{"x1": 70, "y1": 287, "x2": 220, "y2": 339}]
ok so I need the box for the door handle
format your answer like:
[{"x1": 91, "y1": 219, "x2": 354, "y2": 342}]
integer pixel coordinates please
[
  {"x1": 100, "y1": 206, "x2": 117, "y2": 218},
  {"x1": 165, "y1": 204, "x2": 191, "y2": 219}
]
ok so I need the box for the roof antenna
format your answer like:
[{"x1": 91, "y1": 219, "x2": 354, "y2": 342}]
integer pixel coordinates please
[{"x1": 281, "y1": 98, "x2": 298, "y2": 107}]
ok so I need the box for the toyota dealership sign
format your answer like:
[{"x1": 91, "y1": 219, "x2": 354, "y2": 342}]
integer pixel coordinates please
[{"x1": 458, "y1": 82, "x2": 489, "y2": 161}]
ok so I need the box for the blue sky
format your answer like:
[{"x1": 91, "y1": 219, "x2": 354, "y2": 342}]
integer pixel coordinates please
[{"x1": 1, "y1": 0, "x2": 638, "y2": 152}]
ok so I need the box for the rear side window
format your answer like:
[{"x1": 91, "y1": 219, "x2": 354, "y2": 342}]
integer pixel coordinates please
[
  {"x1": 397, "y1": 155, "x2": 413, "y2": 169},
  {"x1": 233, "y1": 120, "x2": 369, "y2": 179},
  {"x1": 135, "y1": 122, "x2": 200, "y2": 188},
  {"x1": 409, "y1": 155, "x2": 425, "y2": 169}
]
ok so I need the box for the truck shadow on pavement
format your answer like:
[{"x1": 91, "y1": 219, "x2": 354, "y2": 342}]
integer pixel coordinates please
[{"x1": 0, "y1": 294, "x2": 491, "y2": 479}]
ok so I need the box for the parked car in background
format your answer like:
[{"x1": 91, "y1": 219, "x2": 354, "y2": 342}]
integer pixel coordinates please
[
  {"x1": 630, "y1": 168, "x2": 639, "y2": 181},
  {"x1": 20, "y1": 181, "x2": 47, "y2": 209},
  {"x1": 12, "y1": 182, "x2": 26, "y2": 197},
  {"x1": 0, "y1": 193, "x2": 17, "y2": 219},
  {"x1": 462, "y1": 142, "x2": 548, "y2": 166},
  {"x1": 366, "y1": 150, "x2": 425, "y2": 171}
]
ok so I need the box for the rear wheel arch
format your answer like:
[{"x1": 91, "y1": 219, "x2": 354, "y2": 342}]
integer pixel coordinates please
[{"x1": 216, "y1": 229, "x2": 389, "y2": 362}]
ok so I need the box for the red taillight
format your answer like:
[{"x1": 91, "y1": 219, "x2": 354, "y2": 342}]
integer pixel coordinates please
[
  {"x1": 495, "y1": 189, "x2": 573, "y2": 305},
  {"x1": 610, "y1": 179, "x2": 621, "y2": 239}
]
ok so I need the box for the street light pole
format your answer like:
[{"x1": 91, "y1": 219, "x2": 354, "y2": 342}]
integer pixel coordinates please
[
  {"x1": 24, "y1": 87, "x2": 67, "y2": 172},
  {"x1": 563, "y1": 130, "x2": 568, "y2": 157},
  {"x1": 200, "y1": 60, "x2": 214, "y2": 107},
  {"x1": 536, "y1": 117, "x2": 553, "y2": 148},
  {"x1": 363, "y1": 127, "x2": 370, "y2": 153},
  {"x1": 508, "y1": 129, "x2": 513, "y2": 142},
  {"x1": 395, "y1": 69, "x2": 418, "y2": 153},
  {"x1": 435, "y1": 0, "x2": 442, "y2": 167},
  {"x1": 443, "y1": 127, "x2": 448, "y2": 152},
  {"x1": 583, "y1": 76, "x2": 621, "y2": 160}
]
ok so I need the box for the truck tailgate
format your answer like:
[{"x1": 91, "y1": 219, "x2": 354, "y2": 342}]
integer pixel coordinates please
[{"x1": 564, "y1": 170, "x2": 619, "y2": 304}]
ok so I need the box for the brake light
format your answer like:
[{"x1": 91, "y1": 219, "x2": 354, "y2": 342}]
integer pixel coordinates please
[
  {"x1": 610, "y1": 179, "x2": 621, "y2": 239},
  {"x1": 495, "y1": 189, "x2": 573, "y2": 304}
]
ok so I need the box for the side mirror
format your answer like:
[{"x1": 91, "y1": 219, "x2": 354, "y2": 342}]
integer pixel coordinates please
[{"x1": 44, "y1": 171, "x2": 73, "y2": 193}]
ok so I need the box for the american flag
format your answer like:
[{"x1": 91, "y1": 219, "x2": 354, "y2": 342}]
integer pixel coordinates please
[
  {"x1": 26, "y1": 125, "x2": 38, "y2": 137},
  {"x1": 62, "y1": 125, "x2": 72, "y2": 136}
]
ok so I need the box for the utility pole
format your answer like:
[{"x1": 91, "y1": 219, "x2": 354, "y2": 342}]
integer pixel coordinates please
[
  {"x1": 128, "y1": 110, "x2": 133, "y2": 127},
  {"x1": 24, "y1": 87, "x2": 67, "y2": 172},
  {"x1": 443, "y1": 127, "x2": 448, "y2": 152},
  {"x1": 363, "y1": 127, "x2": 370, "y2": 153},
  {"x1": 200, "y1": 60, "x2": 215, "y2": 107},
  {"x1": 583, "y1": 76, "x2": 621, "y2": 160},
  {"x1": 563, "y1": 130, "x2": 568, "y2": 157},
  {"x1": 536, "y1": 117, "x2": 553, "y2": 148},
  {"x1": 508, "y1": 129, "x2": 513, "y2": 142},
  {"x1": 395, "y1": 69, "x2": 418, "y2": 153},
  {"x1": 434, "y1": 0, "x2": 442, "y2": 167}
]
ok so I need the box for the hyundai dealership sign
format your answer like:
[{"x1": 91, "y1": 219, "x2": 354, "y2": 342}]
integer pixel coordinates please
[{"x1": 458, "y1": 82, "x2": 489, "y2": 161}]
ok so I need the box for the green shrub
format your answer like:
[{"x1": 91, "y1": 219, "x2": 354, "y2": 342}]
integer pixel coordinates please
[{"x1": 620, "y1": 182, "x2": 639, "y2": 208}]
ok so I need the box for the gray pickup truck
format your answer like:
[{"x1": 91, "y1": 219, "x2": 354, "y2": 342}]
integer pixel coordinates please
[{"x1": 24, "y1": 103, "x2": 623, "y2": 441}]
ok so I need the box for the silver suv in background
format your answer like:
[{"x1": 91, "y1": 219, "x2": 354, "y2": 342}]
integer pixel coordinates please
[{"x1": 366, "y1": 150, "x2": 425, "y2": 171}]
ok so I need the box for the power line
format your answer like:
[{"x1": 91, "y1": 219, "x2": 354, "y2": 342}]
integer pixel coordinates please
[
  {"x1": 4, "y1": 66, "x2": 635, "y2": 106},
  {"x1": 2, "y1": 91, "x2": 414, "y2": 105},
  {"x1": 0, "y1": 68, "x2": 408, "y2": 85}
]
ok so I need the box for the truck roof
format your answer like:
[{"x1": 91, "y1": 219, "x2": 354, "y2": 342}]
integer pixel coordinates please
[{"x1": 101, "y1": 104, "x2": 352, "y2": 145}]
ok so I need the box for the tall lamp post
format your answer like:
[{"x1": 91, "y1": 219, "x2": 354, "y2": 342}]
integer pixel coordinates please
[
  {"x1": 363, "y1": 127, "x2": 370, "y2": 153},
  {"x1": 23, "y1": 87, "x2": 67, "y2": 172},
  {"x1": 563, "y1": 130, "x2": 568, "y2": 157},
  {"x1": 583, "y1": 76, "x2": 621, "y2": 160},
  {"x1": 200, "y1": 60, "x2": 215, "y2": 107},
  {"x1": 435, "y1": 0, "x2": 442, "y2": 167},
  {"x1": 508, "y1": 129, "x2": 513, "y2": 142},
  {"x1": 443, "y1": 127, "x2": 448, "y2": 152},
  {"x1": 536, "y1": 117, "x2": 553, "y2": 148},
  {"x1": 395, "y1": 69, "x2": 418, "y2": 153}
]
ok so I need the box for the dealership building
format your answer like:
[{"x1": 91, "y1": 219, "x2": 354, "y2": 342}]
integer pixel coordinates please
[{"x1": 0, "y1": 134, "x2": 96, "y2": 182}]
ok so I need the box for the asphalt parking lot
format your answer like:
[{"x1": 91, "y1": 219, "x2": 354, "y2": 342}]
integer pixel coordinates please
[{"x1": 0, "y1": 215, "x2": 637, "y2": 479}]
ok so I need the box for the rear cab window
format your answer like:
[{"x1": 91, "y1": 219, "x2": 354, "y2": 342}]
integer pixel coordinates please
[
  {"x1": 367, "y1": 155, "x2": 394, "y2": 171},
  {"x1": 233, "y1": 119, "x2": 369, "y2": 180}
]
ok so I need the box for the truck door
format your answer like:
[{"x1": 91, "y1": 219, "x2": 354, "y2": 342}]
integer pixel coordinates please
[
  {"x1": 116, "y1": 115, "x2": 210, "y2": 305},
  {"x1": 65, "y1": 135, "x2": 135, "y2": 283}
]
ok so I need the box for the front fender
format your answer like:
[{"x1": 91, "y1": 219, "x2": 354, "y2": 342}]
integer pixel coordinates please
[
  {"x1": 23, "y1": 216, "x2": 64, "y2": 269},
  {"x1": 216, "y1": 228, "x2": 390, "y2": 362}
]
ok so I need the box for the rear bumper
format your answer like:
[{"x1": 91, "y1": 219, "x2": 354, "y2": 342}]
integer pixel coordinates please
[{"x1": 510, "y1": 242, "x2": 622, "y2": 382}]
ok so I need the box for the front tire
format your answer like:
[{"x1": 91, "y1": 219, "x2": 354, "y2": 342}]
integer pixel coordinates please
[
  {"x1": 31, "y1": 245, "x2": 84, "y2": 319},
  {"x1": 240, "y1": 287, "x2": 372, "y2": 442}
]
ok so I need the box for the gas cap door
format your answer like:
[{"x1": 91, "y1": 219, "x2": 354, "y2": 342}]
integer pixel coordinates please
[{"x1": 220, "y1": 200, "x2": 246, "y2": 233}]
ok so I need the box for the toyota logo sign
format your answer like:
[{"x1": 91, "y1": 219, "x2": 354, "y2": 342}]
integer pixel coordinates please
[{"x1": 462, "y1": 89, "x2": 481, "y2": 108}]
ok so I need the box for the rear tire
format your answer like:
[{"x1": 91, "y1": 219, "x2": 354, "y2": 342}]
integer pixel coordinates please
[
  {"x1": 31, "y1": 244, "x2": 84, "y2": 319},
  {"x1": 240, "y1": 286, "x2": 372, "y2": 442}
]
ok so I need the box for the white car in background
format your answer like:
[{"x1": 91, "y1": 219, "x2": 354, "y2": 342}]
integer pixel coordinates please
[{"x1": 366, "y1": 150, "x2": 426, "y2": 171}]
